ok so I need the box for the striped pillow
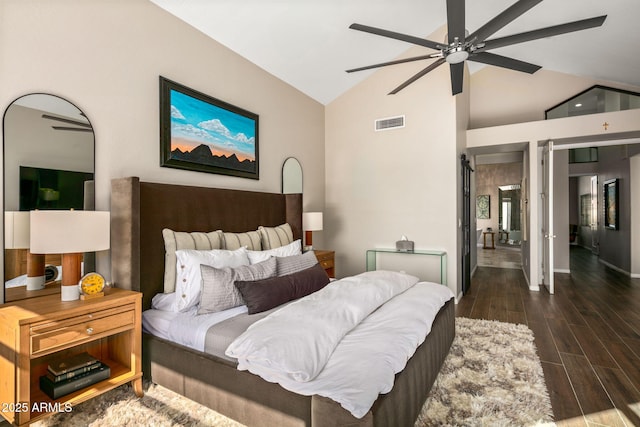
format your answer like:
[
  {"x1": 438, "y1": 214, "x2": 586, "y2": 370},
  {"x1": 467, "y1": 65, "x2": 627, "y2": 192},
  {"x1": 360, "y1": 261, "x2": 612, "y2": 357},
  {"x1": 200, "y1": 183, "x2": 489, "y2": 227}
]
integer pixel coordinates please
[
  {"x1": 198, "y1": 257, "x2": 277, "y2": 315},
  {"x1": 162, "y1": 228, "x2": 223, "y2": 293},
  {"x1": 222, "y1": 230, "x2": 262, "y2": 251},
  {"x1": 276, "y1": 251, "x2": 318, "y2": 276},
  {"x1": 258, "y1": 223, "x2": 294, "y2": 250}
]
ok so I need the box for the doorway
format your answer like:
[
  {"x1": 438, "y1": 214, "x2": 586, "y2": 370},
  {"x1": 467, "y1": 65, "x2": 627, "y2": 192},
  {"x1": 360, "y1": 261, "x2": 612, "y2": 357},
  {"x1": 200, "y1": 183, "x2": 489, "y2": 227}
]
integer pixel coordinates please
[{"x1": 475, "y1": 154, "x2": 523, "y2": 270}]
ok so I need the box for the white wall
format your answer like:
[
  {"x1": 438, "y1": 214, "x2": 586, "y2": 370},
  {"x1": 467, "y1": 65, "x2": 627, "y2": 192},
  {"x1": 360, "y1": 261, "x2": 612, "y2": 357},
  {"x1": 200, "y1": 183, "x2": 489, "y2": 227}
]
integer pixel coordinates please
[
  {"x1": 325, "y1": 29, "x2": 464, "y2": 297},
  {"x1": 0, "y1": 0, "x2": 325, "y2": 299}
]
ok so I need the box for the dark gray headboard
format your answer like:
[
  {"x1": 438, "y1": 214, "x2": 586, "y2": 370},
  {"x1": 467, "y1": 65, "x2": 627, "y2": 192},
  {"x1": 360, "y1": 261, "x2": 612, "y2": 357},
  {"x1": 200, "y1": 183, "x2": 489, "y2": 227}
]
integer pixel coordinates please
[{"x1": 110, "y1": 177, "x2": 302, "y2": 310}]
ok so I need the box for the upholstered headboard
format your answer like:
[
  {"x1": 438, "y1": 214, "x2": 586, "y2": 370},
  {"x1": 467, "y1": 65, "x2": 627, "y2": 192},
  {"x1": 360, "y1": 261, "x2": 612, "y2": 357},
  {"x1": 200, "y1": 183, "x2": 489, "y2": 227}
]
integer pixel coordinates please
[{"x1": 110, "y1": 177, "x2": 302, "y2": 310}]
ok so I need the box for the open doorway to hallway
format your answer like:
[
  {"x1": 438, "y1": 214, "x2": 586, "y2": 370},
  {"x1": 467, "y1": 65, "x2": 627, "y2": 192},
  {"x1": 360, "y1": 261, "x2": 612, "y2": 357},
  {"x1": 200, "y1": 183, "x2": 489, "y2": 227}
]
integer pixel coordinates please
[{"x1": 475, "y1": 152, "x2": 523, "y2": 270}]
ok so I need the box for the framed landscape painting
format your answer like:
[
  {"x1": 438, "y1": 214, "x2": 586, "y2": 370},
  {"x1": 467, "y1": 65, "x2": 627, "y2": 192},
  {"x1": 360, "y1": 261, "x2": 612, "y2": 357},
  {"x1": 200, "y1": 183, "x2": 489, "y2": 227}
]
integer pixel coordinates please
[{"x1": 160, "y1": 77, "x2": 259, "y2": 179}]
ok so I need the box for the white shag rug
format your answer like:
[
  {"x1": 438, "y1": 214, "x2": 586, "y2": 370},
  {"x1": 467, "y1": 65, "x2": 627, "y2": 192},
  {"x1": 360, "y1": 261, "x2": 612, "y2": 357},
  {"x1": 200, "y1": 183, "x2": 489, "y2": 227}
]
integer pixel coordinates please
[{"x1": 33, "y1": 317, "x2": 553, "y2": 427}]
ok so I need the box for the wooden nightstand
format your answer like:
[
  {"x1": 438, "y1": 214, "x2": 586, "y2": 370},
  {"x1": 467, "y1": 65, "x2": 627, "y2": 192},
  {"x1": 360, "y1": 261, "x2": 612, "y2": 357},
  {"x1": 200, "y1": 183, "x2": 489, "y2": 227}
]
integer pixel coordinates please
[
  {"x1": 314, "y1": 250, "x2": 335, "y2": 278},
  {"x1": 0, "y1": 288, "x2": 142, "y2": 426}
]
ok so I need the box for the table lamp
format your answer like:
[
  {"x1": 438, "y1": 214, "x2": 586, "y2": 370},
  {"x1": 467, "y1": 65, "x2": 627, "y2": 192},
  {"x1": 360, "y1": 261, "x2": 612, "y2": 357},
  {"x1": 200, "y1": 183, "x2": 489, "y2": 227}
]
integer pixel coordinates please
[
  {"x1": 30, "y1": 210, "x2": 110, "y2": 301},
  {"x1": 302, "y1": 212, "x2": 323, "y2": 250},
  {"x1": 5, "y1": 211, "x2": 46, "y2": 290}
]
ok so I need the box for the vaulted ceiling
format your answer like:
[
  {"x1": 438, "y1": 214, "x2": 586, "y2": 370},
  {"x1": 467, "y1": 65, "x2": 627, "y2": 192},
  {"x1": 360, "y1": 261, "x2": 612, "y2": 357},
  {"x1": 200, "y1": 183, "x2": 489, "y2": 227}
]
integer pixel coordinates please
[{"x1": 150, "y1": 0, "x2": 640, "y2": 105}]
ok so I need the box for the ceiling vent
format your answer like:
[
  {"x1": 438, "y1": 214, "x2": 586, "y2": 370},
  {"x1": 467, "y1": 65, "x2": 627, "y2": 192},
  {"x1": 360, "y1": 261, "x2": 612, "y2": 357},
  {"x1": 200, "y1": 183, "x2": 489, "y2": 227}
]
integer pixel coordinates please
[{"x1": 374, "y1": 115, "x2": 405, "y2": 131}]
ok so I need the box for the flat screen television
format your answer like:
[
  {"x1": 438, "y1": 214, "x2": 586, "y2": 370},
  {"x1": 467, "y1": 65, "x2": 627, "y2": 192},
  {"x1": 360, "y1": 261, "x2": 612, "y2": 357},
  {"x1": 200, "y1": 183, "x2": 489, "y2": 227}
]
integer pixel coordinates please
[{"x1": 19, "y1": 166, "x2": 94, "y2": 211}]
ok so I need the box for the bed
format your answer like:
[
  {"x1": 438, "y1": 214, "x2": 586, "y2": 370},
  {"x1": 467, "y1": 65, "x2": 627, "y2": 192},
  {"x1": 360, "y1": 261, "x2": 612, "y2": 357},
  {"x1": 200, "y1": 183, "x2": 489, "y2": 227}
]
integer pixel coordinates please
[{"x1": 110, "y1": 176, "x2": 455, "y2": 427}]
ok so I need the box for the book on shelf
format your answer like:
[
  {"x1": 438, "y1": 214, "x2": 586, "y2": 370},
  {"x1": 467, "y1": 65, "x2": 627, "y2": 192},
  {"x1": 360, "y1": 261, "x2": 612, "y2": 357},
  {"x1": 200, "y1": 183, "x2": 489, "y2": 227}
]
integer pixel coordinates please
[
  {"x1": 47, "y1": 352, "x2": 99, "y2": 377},
  {"x1": 46, "y1": 360, "x2": 102, "y2": 383},
  {"x1": 40, "y1": 362, "x2": 110, "y2": 400}
]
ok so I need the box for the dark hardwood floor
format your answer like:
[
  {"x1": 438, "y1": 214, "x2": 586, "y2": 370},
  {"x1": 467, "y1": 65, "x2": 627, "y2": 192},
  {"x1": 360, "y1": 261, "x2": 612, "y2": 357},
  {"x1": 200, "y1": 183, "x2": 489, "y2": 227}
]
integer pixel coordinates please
[{"x1": 457, "y1": 246, "x2": 640, "y2": 427}]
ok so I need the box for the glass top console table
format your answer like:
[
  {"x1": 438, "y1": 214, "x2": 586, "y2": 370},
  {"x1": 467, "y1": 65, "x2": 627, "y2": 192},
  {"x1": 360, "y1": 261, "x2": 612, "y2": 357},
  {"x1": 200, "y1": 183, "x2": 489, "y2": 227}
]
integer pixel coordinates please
[{"x1": 366, "y1": 248, "x2": 447, "y2": 285}]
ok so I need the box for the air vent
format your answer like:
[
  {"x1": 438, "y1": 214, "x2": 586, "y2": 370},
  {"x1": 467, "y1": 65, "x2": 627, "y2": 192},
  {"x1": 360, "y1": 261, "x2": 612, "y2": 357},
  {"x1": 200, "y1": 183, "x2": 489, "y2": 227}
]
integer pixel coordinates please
[{"x1": 374, "y1": 115, "x2": 405, "y2": 131}]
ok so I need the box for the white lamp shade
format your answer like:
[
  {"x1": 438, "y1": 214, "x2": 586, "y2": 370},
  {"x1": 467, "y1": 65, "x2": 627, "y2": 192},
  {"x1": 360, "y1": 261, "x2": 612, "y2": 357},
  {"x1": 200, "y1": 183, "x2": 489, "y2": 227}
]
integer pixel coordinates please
[
  {"x1": 30, "y1": 210, "x2": 110, "y2": 254},
  {"x1": 303, "y1": 212, "x2": 323, "y2": 231},
  {"x1": 4, "y1": 211, "x2": 31, "y2": 249}
]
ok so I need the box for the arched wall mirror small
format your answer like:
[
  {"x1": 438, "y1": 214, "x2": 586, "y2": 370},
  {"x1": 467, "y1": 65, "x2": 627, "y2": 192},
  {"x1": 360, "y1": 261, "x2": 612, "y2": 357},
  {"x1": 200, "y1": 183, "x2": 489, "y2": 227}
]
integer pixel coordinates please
[
  {"x1": 282, "y1": 157, "x2": 302, "y2": 194},
  {"x1": 3, "y1": 94, "x2": 95, "y2": 303}
]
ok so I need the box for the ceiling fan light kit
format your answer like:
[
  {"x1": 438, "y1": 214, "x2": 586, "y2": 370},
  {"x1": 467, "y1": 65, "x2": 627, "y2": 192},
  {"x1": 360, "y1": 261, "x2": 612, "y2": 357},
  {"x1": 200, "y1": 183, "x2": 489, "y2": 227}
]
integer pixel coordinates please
[{"x1": 347, "y1": 0, "x2": 607, "y2": 95}]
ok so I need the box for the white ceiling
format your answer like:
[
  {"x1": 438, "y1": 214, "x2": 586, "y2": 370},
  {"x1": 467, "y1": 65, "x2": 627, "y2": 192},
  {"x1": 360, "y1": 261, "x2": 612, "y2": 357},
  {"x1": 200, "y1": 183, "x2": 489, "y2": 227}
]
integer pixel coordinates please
[{"x1": 150, "y1": 0, "x2": 640, "y2": 105}]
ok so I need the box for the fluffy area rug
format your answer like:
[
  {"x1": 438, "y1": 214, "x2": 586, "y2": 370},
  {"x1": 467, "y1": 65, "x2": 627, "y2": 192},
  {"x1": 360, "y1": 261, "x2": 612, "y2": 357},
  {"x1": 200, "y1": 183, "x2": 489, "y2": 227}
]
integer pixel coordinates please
[{"x1": 33, "y1": 317, "x2": 553, "y2": 427}]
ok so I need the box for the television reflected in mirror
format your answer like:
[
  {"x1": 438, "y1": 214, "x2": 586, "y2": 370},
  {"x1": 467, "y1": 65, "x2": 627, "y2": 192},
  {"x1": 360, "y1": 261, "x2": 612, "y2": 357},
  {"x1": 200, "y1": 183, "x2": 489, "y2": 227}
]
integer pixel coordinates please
[{"x1": 19, "y1": 166, "x2": 93, "y2": 211}]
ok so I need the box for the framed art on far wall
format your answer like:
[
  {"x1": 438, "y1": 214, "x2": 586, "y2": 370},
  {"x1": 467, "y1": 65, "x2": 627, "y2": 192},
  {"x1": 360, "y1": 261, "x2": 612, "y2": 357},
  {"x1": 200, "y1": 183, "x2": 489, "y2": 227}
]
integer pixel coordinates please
[
  {"x1": 476, "y1": 195, "x2": 490, "y2": 219},
  {"x1": 159, "y1": 76, "x2": 259, "y2": 179},
  {"x1": 603, "y1": 178, "x2": 619, "y2": 230}
]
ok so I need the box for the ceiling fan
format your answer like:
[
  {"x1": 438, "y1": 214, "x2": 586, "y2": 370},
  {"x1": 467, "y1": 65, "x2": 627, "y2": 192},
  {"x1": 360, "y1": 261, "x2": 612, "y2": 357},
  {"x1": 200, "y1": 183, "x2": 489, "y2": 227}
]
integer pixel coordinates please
[
  {"x1": 347, "y1": 0, "x2": 607, "y2": 95},
  {"x1": 42, "y1": 113, "x2": 93, "y2": 132}
]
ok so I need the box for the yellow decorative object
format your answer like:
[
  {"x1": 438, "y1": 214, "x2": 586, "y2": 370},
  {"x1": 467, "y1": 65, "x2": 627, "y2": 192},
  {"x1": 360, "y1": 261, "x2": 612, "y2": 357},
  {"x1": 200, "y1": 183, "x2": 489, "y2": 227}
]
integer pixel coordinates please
[{"x1": 79, "y1": 272, "x2": 106, "y2": 297}]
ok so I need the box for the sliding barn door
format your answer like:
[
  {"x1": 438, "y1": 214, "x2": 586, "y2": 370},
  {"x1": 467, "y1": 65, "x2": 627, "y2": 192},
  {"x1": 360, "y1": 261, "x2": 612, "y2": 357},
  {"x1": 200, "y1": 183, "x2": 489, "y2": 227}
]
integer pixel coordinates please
[{"x1": 461, "y1": 154, "x2": 474, "y2": 295}]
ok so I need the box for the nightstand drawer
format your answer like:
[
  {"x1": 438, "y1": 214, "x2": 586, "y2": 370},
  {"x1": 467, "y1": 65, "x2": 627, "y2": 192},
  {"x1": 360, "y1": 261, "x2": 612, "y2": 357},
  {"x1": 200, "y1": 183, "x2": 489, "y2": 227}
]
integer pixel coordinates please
[
  {"x1": 319, "y1": 259, "x2": 334, "y2": 270},
  {"x1": 31, "y1": 304, "x2": 136, "y2": 356}
]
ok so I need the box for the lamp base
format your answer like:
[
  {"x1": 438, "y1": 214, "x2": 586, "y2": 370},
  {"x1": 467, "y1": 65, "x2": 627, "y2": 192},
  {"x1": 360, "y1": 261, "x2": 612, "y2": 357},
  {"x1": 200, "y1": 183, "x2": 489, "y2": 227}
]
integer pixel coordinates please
[
  {"x1": 26, "y1": 275, "x2": 45, "y2": 291},
  {"x1": 61, "y1": 285, "x2": 80, "y2": 301}
]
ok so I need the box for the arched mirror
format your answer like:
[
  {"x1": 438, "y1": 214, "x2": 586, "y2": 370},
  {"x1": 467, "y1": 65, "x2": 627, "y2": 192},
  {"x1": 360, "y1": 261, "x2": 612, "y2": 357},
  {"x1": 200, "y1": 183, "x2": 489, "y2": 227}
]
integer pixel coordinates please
[
  {"x1": 282, "y1": 157, "x2": 302, "y2": 194},
  {"x1": 3, "y1": 94, "x2": 95, "y2": 302}
]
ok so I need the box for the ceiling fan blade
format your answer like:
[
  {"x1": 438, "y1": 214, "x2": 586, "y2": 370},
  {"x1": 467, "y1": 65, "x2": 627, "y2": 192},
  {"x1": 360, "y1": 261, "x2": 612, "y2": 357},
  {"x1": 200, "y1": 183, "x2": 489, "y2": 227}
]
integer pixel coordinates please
[
  {"x1": 346, "y1": 54, "x2": 441, "y2": 73},
  {"x1": 470, "y1": 51, "x2": 541, "y2": 74},
  {"x1": 467, "y1": 0, "x2": 542, "y2": 44},
  {"x1": 51, "y1": 126, "x2": 94, "y2": 132},
  {"x1": 446, "y1": 0, "x2": 465, "y2": 43},
  {"x1": 389, "y1": 58, "x2": 446, "y2": 95},
  {"x1": 349, "y1": 23, "x2": 444, "y2": 51},
  {"x1": 450, "y1": 62, "x2": 464, "y2": 95},
  {"x1": 42, "y1": 113, "x2": 92, "y2": 128},
  {"x1": 482, "y1": 15, "x2": 607, "y2": 50}
]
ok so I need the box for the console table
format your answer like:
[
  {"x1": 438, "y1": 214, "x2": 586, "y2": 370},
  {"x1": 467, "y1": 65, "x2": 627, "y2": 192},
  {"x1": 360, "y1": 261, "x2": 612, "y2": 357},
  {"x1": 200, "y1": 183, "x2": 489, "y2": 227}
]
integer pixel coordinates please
[
  {"x1": 483, "y1": 231, "x2": 496, "y2": 249},
  {"x1": 366, "y1": 248, "x2": 447, "y2": 285}
]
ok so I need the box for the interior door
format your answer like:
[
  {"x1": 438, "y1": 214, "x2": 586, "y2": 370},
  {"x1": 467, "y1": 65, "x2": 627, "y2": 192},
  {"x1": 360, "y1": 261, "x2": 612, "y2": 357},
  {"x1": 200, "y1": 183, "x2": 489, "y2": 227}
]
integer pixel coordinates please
[
  {"x1": 541, "y1": 141, "x2": 555, "y2": 294},
  {"x1": 590, "y1": 175, "x2": 599, "y2": 254}
]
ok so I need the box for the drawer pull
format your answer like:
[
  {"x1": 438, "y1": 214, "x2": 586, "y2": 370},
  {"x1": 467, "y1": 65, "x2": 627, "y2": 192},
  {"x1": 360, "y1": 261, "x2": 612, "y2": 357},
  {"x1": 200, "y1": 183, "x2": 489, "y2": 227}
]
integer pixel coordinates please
[{"x1": 86, "y1": 327, "x2": 94, "y2": 335}]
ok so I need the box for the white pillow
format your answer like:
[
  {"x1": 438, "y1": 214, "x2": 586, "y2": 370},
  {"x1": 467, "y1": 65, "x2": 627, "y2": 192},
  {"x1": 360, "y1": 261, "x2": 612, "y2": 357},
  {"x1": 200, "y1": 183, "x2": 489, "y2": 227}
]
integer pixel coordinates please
[
  {"x1": 173, "y1": 247, "x2": 250, "y2": 312},
  {"x1": 246, "y1": 239, "x2": 302, "y2": 264},
  {"x1": 151, "y1": 292, "x2": 176, "y2": 311}
]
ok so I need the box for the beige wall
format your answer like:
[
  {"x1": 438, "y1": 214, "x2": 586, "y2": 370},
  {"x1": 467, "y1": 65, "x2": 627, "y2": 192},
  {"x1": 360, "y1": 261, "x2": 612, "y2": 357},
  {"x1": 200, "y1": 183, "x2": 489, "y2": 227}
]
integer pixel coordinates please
[
  {"x1": 325, "y1": 31, "x2": 463, "y2": 297},
  {"x1": 470, "y1": 67, "x2": 640, "y2": 129},
  {"x1": 0, "y1": 0, "x2": 325, "y2": 293}
]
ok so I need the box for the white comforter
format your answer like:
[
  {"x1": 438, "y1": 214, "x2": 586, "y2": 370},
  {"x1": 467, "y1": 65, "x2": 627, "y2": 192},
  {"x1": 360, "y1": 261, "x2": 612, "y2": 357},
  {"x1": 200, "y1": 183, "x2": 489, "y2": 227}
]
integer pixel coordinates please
[{"x1": 225, "y1": 270, "x2": 454, "y2": 418}]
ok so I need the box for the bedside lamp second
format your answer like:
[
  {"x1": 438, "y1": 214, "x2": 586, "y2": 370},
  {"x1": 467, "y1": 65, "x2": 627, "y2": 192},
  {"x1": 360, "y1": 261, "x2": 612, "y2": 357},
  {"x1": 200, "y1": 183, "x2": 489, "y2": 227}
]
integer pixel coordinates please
[{"x1": 302, "y1": 211, "x2": 323, "y2": 251}]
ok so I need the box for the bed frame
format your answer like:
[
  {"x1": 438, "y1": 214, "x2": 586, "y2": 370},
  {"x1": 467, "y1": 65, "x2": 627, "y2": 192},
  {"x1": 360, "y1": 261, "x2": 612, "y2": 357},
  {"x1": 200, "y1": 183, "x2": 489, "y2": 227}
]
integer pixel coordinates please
[{"x1": 110, "y1": 176, "x2": 455, "y2": 427}]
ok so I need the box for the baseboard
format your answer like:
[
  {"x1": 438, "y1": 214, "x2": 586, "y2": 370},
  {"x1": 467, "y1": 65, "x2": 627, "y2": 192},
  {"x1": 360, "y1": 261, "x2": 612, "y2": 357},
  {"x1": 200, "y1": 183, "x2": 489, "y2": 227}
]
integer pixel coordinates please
[
  {"x1": 554, "y1": 269, "x2": 571, "y2": 274},
  {"x1": 631, "y1": 273, "x2": 640, "y2": 278},
  {"x1": 456, "y1": 292, "x2": 463, "y2": 304},
  {"x1": 598, "y1": 258, "x2": 631, "y2": 276}
]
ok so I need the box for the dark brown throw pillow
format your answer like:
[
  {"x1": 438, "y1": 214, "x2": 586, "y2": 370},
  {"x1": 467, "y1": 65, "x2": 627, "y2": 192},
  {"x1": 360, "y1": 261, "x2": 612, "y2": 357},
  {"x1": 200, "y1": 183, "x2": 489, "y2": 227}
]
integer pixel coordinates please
[{"x1": 234, "y1": 262, "x2": 330, "y2": 314}]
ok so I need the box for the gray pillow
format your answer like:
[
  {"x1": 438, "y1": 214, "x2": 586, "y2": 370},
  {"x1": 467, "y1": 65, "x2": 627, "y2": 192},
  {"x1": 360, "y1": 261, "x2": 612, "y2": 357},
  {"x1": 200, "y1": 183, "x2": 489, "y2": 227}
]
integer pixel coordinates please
[
  {"x1": 162, "y1": 228, "x2": 223, "y2": 293},
  {"x1": 276, "y1": 251, "x2": 318, "y2": 276},
  {"x1": 235, "y1": 263, "x2": 330, "y2": 314},
  {"x1": 197, "y1": 257, "x2": 277, "y2": 315}
]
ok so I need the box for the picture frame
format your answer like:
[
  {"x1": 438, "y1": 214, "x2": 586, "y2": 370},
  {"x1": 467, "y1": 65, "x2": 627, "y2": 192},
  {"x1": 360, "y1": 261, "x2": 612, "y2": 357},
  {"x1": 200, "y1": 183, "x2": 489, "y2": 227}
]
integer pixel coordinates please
[
  {"x1": 476, "y1": 195, "x2": 490, "y2": 219},
  {"x1": 603, "y1": 178, "x2": 618, "y2": 230},
  {"x1": 159, "y1": 76, "x2": 259, "y2": 179}
]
